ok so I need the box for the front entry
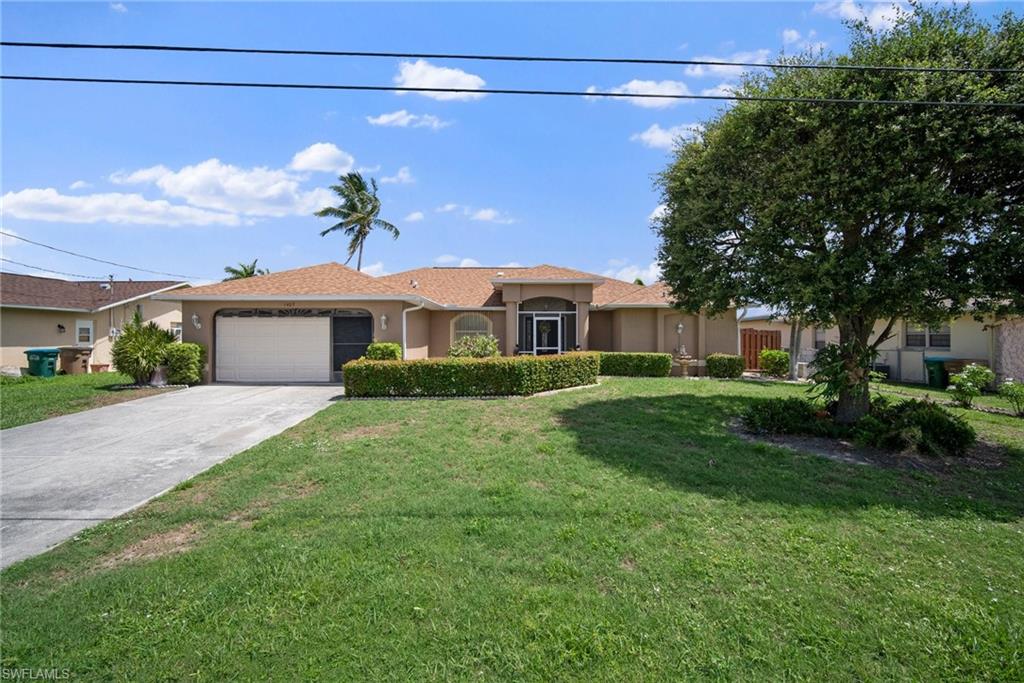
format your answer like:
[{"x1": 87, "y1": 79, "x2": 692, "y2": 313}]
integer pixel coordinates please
[{"x1": 534, "y1": 316, "x2": 561, "y2": 355}]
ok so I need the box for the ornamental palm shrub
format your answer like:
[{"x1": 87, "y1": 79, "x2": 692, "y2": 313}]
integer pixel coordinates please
[
  {"x1": 998, "y1": 379, "x2": 1024, "y2": 416},
  {"x1": 111, "y1": 311, "x2": 175, "y2": 385},
  {"x1": 947, "y1": 363, "x2": 995, "y2": 408},
  {"x1": 448, "y1": 334, "x2": 500, "y2": 358},
  {"x1": 758, "y1": 349, "x2": 790, "y2": 378}
]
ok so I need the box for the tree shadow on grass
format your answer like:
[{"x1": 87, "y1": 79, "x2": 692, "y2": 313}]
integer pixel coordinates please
[{"x1": 558, "y1": 392, "x2": 1024, "y2": 522}]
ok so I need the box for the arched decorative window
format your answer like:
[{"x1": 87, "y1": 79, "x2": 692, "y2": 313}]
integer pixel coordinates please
[{"x1": 452, "y1": 312, "x2": 492, "y2": 341}]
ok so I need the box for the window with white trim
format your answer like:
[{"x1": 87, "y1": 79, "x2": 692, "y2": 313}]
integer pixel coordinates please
[
  {"x1": 928, "y1": 323, "x2": 951, "y2": 349},
  {"x1": 75, "y1": 319, "x2": 94, "y2": 346},
  {"x1": 905, "y1": 323, "x2": 927, "y2": 348},
  {"x1": 906, "y1": 322, "x2": 951, "y2": 349},
  {"x1": 813, "y1": 327, "x2": 827, "y2": 350},
  {"x1": 452, "y1": 313, "x2": 491, "y2": 341},
  {"x1": 170, "y1": 322, "x2": 183, "y2": 342}
]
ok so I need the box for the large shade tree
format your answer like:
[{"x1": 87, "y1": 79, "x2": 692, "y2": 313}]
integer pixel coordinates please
[
  {"x1": 656, "y1": 3, "x2": 1023, "y2": 423},
  {"x1": 315, "y1": 172, "x2": 398, "y2": 271}
]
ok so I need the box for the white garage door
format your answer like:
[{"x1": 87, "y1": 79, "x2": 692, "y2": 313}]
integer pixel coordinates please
[{"x1": 216, "y1": 317, "x2": 331, "y2": 382}]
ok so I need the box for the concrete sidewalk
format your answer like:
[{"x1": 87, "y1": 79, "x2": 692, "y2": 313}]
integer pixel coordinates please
[{"x1": 0, "y1": 384, "x2": 342, "y2": 568}]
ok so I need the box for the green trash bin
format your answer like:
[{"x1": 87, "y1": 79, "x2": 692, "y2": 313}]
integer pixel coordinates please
[
  {"x1": 24, "y1": 347, "x2": 60, "y2": 377},
  {"x1": 924, "y1": 358, "x2": 948, "y2": 389}
]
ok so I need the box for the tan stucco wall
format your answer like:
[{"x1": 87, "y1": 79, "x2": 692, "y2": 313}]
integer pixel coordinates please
[
  {"x1": 661, "y1": 312, "x2": 699, "y2": 356},
  {"x1": 612, "y1": 309, "x2": 658, "y2": 352},
  {"x1": 1, "y1": 298, "x2": 181, "y2": 372},
  {"x1": 500, "y1": 283, "x2": 594, "y2": 304},
  {"x1": 427, "y1": 310, "x2": 506, "y2": 358},
  {"x1": 404, "y1": 308, "x2": 431, "y2": 360},
  {"x1": 589, "y1": 311, "x2": 613, "y2": 351}
]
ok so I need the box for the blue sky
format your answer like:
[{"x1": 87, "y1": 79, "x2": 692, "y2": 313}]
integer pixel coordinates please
[{"x1": 1, "y1": 1, "x2": 1009, "y2": 285}]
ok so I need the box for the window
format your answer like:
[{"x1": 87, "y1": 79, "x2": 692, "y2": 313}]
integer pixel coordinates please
[
  {"x1": 905, "y1": 324, "x2": 927, "y2": 348},
  {"x1": 170, "y1": 322, "x2": 183, "y2": 342},
  {"x1": 75, "y1": 320, "x2": 94, "y2": 347},
  {"x1": 135, "y1": 303, "x2": 143, "y2": 317},
  {"x1": 452, "y1": 313, "x2": 491, "y2": 341},
  {"x1": 813, "y1": 327, "x2": 827, "y2": 350},
  {"x1": 928, "y1": 324, "x2": 951, "y2": 349}
]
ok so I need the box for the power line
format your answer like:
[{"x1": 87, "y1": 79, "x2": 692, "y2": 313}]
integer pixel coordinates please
[
  {"x1": 3, "y1": 75, "x2": 1019, "y2": 108},
  {"x1": 0, "y1": 230, "x2": 202, "y2": 280},
  {"x1": 1, "y1": 257, "x2": 107, "y2": 281},
  {"x1": 3, "y1": 40, "x2": 1020, "y2": 75}
]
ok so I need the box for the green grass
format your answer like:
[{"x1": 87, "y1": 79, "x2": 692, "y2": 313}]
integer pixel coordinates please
[
  {"x1": 2, "y1": 378, "x2": 1022, "y2": 680},
  {"x1": 874, "y1": 379, "x2": 1012, "y2": 412},
  {"x1": 0, "y1": 372, "x2": 176, "y2": 429}
]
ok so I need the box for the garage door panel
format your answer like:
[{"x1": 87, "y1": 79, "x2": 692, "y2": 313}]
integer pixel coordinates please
[{"x1": 216, "y1": 317, "x2": 331, "y2": 382}]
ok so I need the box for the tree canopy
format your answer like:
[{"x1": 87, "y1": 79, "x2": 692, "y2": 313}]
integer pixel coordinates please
[
  {"x1": 655, "y1": 3, "x2": 1023, "y2": 421},
  {"x1": 315, "y1": 172, "x2": 398, "y2": 271},
  {"x1": 222, "y1": 259, "x2": 269, "y2": 281}
]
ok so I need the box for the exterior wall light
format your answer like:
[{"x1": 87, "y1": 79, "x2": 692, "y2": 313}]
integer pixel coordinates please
[
  {"x1": 57, "y1": 324, "x2": 66, "y2": 334},
  {"x1": 381, "y1": 314, "x2": 389, "y2": 330},
  {"x1": 191, "y1": 313, "x2": 202, "y2": 330}
]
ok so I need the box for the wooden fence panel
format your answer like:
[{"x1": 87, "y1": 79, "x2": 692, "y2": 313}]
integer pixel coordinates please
[{"x1": 741, "y1": 328, "x2": 782, "y2": 370}]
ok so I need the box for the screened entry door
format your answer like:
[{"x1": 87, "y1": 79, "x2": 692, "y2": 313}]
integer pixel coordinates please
[{"x1": 534, "y1": 316, "x2": 561, "y2": 355}]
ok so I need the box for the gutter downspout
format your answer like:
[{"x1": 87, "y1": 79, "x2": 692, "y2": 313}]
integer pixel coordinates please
[{"x1": 401, "y1": 300, "x2": 425, "y2": 360}]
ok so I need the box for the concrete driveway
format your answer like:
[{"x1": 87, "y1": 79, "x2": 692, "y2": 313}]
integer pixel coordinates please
[{"x1": 0, "y1": 384, "x2": 342, "y2": 568}]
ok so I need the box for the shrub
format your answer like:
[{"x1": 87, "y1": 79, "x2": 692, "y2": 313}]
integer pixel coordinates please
[
  {"x1": 998, "y1": 379, "x2": 1024, "y2": 416},
  {"x1": 759, "y1": 349, "x2": 790, "y2": 378},
  {"x1": 364, "y1": 342, "x2": 402, "y2": 361},
  {"x1": 855, "y1": 398, "x2": 975, "y2": 457},
  {"x1": 448, "y1": 334, "x2": 501, "y2": 358},
  {"x1": 741, "y1": 397, "x2": 836, "y2": 436},
  {"x1": 111, "y1": 311, "x2": 175, "y2": 385},
  {"x1": 165, "y1": 343, "x2": 206, "y2": 384},
  {"x1": 344, "y1": 352, "x2": 599, "y2": 397},
  {"x1": 947, "y1": 363, "x2": 995, "y2": 408},
  {"x1": 598, "y1": 352, "x2": 672, "y2": 377},
  {"x1": 706, "y1": 353, "x2": 744, "y2": 379}
]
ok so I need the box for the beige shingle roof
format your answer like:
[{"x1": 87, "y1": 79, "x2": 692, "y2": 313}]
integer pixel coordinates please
[
  {"x1": 174, "y1": 262, "x2": 409, "y2": 298},
  {"x1": 601, "y1": 281, "x2": 674, "y2": 307},
  {"x1": 0, "y1": 272, "x2": 184, "y2": 311}
]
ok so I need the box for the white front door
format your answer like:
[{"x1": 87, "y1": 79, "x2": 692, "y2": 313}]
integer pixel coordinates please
[
  {"x1": 216, "y1": 316, "x2": 331, "y2": 382},
  {"x1": 75, "y1": 320, "x2": 94, "y2": 347},
  {"x1": 534, "y1": 316, "x2": 561, "y2": 355}
]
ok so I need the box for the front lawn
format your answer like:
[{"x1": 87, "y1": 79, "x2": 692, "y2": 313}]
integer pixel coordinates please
[
  {"x1": 0, "y1": 372, "x2": 176, "y2": 429},
  {"x1": 874, "y1": 379, "x2": 1014, "y2": 413},
  {"x1": 2, "y1": 379, "x2": 1022, "y2": 680}
]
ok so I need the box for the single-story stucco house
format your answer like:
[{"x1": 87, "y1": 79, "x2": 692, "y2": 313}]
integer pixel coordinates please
[
  {"x1": 737, "y1": 306, "x2": 1022, "y2": 383},
  {"x1": 158, "y1": 262, "x2": 740, "y2": 383},
  {"x1": 0, "y1": 272, "x2": 187, "y2": 374}
]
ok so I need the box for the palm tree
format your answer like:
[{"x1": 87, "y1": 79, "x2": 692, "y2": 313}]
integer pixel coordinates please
[
  {"x1": 315, "y1": 172, "x2": 398, "y2": 271},
  {"x1": 223, "y1": 259, "x2": 270, "y2": 281}
]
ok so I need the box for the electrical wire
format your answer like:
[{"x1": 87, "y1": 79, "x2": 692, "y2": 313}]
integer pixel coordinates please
[
  {"x1": 0, "y1": 230, "x2": 203, "y2": 280},
  {"x1": 3, "y1": 40, "x2": 1020, "y2": 75},
  {"x1": 1, "y1": 257, "x2": 107, "y2": 280},
  {"x1": 3, "y1": 75, "x2": 1019, "y2": 108}
]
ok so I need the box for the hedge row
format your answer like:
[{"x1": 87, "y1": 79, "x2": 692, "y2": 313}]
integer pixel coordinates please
[
  {"x1": 364, "y1": 342, "x2": 402, "y2": 360},
  {"x1": 165, "y1": 343, "x2": 206, "y2": 385},
  {"x1": 706, "y1": 353, "x2": 745, "y2": 378},
  {"x1": 598, "y1": 352, "x2": 672, "y2": 377},
  {"x1": 343, "y1": 352, "x2": 600, "y2": 397}
]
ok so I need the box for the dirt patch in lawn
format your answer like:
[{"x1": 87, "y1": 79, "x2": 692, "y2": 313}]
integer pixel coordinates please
[
  {"x1": 338, "y1": 424, "x2": 399, "y2": 440},
  {"x1": 96, "y1": 523, "x2": 201, "y2": 570},
  {"x1": 734, "y1": 425, "x2": 1012, "y2": 475}
]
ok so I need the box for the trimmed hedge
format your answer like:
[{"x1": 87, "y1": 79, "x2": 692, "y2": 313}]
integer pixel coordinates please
[
  {"x1": 598, "y1": 352, "x2": 672, "y2": 377},
  {"x1": 706, "y1": 353, "x2": 745, "y2": 378},
  {"x1": 343, "y1": 352, "x2": 600, "y2": 397},
  {"x1": 759, "y1": 349, "x2": 789, "y2": 378},
  {"x1": 165, "y1": 343, "x2": 206, "y2": 385},
  {"x1": 365, "y1": 342, "x2": 402, "y2": 360}
]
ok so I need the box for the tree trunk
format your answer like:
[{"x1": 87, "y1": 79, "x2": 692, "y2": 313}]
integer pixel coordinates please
[
  {"x1": 788, "y1": 317, "x2": 803, "y2": 381},
  {"x1": 834, "y1": 318, "x2": 872, "y2": 424},
  {"x1": 356, "y1": 242, "x2": 364, "y2": 271}
]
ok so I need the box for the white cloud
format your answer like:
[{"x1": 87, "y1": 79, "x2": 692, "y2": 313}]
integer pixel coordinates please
[
  {"x1": 288, "y1": 142, "x2": 355, "y2": 174},
  {"x1": 380, "y1": 166, "x2": 415, "y2": 185},
  {"x1": 587, "y1": 80, "x2": 691, "y2": 109},
  {"x1": 630, "y1": 123, "x2": 703, "y2": 150},
  {"x1": 436, "y1": 203, "x2": 464, "y2": 213},
  {"x1": 361, "y1": 261, "x2": 389, "y2": 276},
  {"x1": 813, "y1": 1, "x2": 905, "y2": 31},
  {"x1": 0, "y1": 188, "x2": 240, "y2": 226},
  {"x1": 366, "y1": 110, "x2": 452, "y2": 130},
  {"x1": 649, "y1": 204, "x2": 668, "y2": 222},
  {"x1": 782, "y1": 28, "x2": 802, "y2": 44},
  {"x1": 684, "y1": 49, "x2": 772, "y2": 78},
  {"x1": 69, "y1": 180, "x2": 91, "y2": 190},
  {"x1": 434, "y1": 254, "x2": 459, "y2": 264},
  {"x1": 114, "y1": 159, "x2": 335, "y2": 217},
  {"x1": 433, "y1": 254, "x2": 482, "y2": 267},
  {"x1": 701, "y1": 82, "x2": 738, "y2": 97},
  {"x1": 604, "y1": 261, "x2": 662, "y2": 285},
  {"x1": 470, "y1": 208, "x2": 514, "y2": 224},
  {"x1": 458, "y1": 258, "x2": 482, "y2": 267},
  {"x1": 0, "y1": 228, "x2": 20, "y2": 251},
  {"x1": 404, "y1": 211, "x2": 425, "y2": 222},
  {"x1": 500, "y1": 261, "x2": 524, "y2": 268},
  {"x1": 394, "y1": 60, "x2": 486, "y2": 101},
  {"x1": 109, "y1": 2, "x2": 127, "y2": 12}
]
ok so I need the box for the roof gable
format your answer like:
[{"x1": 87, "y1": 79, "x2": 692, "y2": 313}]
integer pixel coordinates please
[
  {"x1": 173, "y1": 262, "x2": 409, "y2": 299},
  {"x1": 0, "y1": 272, "x2": 184, "y2": 311}
]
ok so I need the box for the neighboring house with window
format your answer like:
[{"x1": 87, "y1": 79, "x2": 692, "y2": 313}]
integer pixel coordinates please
[
  {"x1": 158, "y1": 262, "x2": 740, "y2": 383},
  {"x1": 0, "y1": 273, "x2": 187, "y2": 374},
  {"x1": 738, "y1": 306, "x2": 1012, "y2": 383}
]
